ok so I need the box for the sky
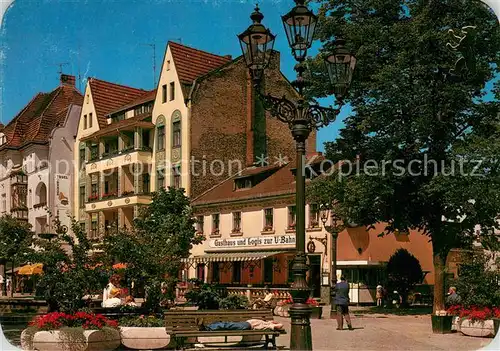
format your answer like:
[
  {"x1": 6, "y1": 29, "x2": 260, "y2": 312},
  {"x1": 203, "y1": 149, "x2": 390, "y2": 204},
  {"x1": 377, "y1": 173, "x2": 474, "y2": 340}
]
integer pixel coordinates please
[{"x1": 0, "y1": 0, "x2": 351, "y2": 152}]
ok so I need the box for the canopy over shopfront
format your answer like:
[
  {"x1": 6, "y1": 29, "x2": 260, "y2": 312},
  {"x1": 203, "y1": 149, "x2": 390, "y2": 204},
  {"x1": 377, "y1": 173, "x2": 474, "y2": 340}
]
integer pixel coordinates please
[
  {"x1": 182, "y1": 251, "x2": 283, "y2": 267},
  {"x1": 17, "y1": 263, "x2": 43, "y2": 275}
]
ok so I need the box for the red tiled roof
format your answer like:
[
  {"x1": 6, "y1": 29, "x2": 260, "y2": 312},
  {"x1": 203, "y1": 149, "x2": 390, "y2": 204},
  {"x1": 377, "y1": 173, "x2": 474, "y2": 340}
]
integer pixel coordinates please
[
  {"x1": 168, "y1": 41, "x2": 232, "y2": 85},
  {"x1": 108, "y1": 89, "x2": 157, "y2": 116},
  {"x1": 88, "y1": 78, "x2": 147, "y2": 128},
  {"x1": 0, "y1": 84, "x2": 83, "y2": 150},
  {"x1": 192, "y1": 163, "x2": 296, "y2": 206}
]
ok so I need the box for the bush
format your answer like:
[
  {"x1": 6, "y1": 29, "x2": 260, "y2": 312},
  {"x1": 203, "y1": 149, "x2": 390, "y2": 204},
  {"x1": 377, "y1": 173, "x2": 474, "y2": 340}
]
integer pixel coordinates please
[
  {"x1": 387, "y1": 248, "x2": 423, "y2": 307},
  {"x1": 219, "y1": 295, "x2": 249, "y2": 310},
  {"x1": 184, "y1": 284, "x2": 221, "y2": 310},
  {"x1": 119, "y1": 315, "x2": 164, "y2": 327}
]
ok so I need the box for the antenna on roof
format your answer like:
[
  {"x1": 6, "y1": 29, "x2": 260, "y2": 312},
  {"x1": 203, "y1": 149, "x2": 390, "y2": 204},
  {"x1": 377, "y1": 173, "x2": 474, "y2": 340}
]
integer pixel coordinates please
[
  {"x1": 55, "y1": 62, "x2": 69, "y2": 76},
  {"x1": 142, "y1": 43, "x2": 156, "y2": 89}
]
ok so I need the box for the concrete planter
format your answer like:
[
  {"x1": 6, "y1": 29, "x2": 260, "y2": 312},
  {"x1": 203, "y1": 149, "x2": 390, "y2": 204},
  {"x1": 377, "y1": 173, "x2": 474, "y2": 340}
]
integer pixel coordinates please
[
  {"x1": 119, "y1": 327, "x2": 171, "y2": 350},
  {"x1": 22, "y1": 328, "x2": 120, "y2": 351},
  {"x1": 460, "y1": 319, "x2": 495, "y2": 338},
  {"x1": 431, "y1": 315, "x2": 453, "y2": 334}
]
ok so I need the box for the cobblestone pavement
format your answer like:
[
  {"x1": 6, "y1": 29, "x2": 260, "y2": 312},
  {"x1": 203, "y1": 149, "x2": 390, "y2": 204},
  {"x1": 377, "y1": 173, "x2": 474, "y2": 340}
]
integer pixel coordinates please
[{"x1": 274, "y1": 310, "x2": 494, "y2": 351}]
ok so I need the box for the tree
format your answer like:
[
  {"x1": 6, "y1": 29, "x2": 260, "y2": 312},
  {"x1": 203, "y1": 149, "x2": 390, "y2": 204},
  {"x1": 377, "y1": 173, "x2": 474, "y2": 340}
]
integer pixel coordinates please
[
  {"x1": 29, "y1": 216, "x2": 108, "y2": 313},
  {"x1": 386, "y1": 248, "x2": 423, "y2": 307},
  {"x1": 308, "y1": 0, "x2": 500, "y2": 312},
  {"x1": 0, "y1": 215, "x2": 33, "y2": 295},
  {"x1": 103, "y1": 187, "x2": 204, "y2": 312}
]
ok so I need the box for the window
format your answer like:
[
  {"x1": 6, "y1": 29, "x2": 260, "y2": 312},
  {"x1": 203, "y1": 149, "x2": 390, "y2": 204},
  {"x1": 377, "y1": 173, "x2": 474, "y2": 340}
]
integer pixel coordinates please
[
  {"x1": 90, "y1": 143, "x2": 98, "y2": 161},
  {"x1": 91, "y1": 219, "x2": 98, "y2": 239},
  {"x1": 111, "y1": 113, "x2": 125, "y2": 123},
  {"x1": 143, "y1": 173, "x2": 150, "y2": 193},
  {"x1": 157, "y1": 169, "x2": 165, "y2": 189},
  {"x1": 157, "y1": 126, "x2": 165, "y2": 150},
  {"x1": 169, "y1": 82, "x2": 175, "y2": 101},
  {"x1": 79, "y1": 145, "x2": 86, "y2": 168},
  {"x1": 288, "y1": 206, "x2": 296, "y2": 229},
  {"x1": 172, "y1": 121, "x2": 181, "y2": 148},
  {"x1": 232, "y1": 212, "x2": 241, "y2": 233},
  {"x1": 79, "y1": 186, "x2": 85, "y2": 207},
  {"x1": 212, "y1": 214, "x2": 220, "y2": 235},
  {"x1": 166, "y1": 60, "x2": 171, "y2": 70},
  {"x1": 212, "y1": 262, "x2": 220, "y2": 283},
  {"x1": 196, "y1": 216, "x2": 204, "y2": 234},
  {"x1": 162, "y1": 84, "x2": 167, "y2": 103},
  {"x1": 172, "y1": 165, "x2": 181, "y2": 189},
  {"x1": 235, "y1": 177, "x2": 252, "y2": 190},
  {"x1": 309, "y1": 204, "x2": 320, "y2": 228},
  {"x1": 89, "y1": 113, "x2": 93, "y2": 128},
  {"x1": 83, "y1": 115, "x2": 87, "y2": 129},
  {"x1": 264, "y1": 257, "x2": 273, "y2": 284},
  {"x1": 196, "y1": 263, "x2": 205, "y2": 282},
  {"x1": 264, "y1": 208, "x2": 273, "y2": 231},
  {"x1": 90, "y1": 173, "x2": 99, "y2": 201},
  {"x1": 80, "y1": 222, "x2": 86, "y2": 234},
  {"x1": 232, "y1": 261, "x2": 241, "y2": 283}
]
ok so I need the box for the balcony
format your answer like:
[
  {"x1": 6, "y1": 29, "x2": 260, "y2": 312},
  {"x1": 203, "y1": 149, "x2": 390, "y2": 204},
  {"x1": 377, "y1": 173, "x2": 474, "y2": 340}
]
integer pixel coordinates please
[
  {"x1": 86, "y1": 148, "x2": 153, "y2": 173},
  {"x1": 85, "y1": 193, "x2": 151, "y2": 212},
  {"x1": 11, "y1": 206, "x2": 28, "y2": 220}
]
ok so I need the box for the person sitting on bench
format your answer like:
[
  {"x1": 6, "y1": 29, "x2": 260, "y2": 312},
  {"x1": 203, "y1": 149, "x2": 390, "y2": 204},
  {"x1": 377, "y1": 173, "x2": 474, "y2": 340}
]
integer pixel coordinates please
[{"x1": 252, "y1": 287, "x2": 274, "y2": 309}]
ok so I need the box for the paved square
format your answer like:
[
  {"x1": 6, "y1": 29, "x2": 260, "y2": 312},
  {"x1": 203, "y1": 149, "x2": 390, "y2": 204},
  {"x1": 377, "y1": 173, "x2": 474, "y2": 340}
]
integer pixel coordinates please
[{"x1": 274, "y1": 313, "x2": 494, "y2": 350}]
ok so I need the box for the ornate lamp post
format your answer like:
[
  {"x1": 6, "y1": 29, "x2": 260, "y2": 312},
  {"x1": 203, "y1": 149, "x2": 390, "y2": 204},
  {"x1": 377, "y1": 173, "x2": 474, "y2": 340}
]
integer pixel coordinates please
[
  {"x1": 238, "y1": 2, "x2": 356, "y2": 349},
  {"x1": 320, "y1": 205, "x2": 344, "y2": 318}
]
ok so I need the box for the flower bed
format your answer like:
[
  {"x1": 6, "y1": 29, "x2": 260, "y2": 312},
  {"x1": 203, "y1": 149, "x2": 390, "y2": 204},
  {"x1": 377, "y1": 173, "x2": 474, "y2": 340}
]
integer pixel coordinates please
[
  {"x1": 446, "y1": 305, "x2": 500, "y2": 338},
  {"x1": 21, "y1": 312, "x2": 120, "y2": 351}
]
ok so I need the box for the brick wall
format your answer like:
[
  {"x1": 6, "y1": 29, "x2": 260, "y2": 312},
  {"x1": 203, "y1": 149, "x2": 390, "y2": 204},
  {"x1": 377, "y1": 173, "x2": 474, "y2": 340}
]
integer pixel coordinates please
[{"x1": 190, "y1": 54, "x2": 317, "y2": 198}]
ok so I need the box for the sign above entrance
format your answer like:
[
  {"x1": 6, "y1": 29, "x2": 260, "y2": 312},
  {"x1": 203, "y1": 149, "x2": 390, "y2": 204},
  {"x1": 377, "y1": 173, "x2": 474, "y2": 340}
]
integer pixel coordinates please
[{"x1": 208, "y1": 235, "x2": 296, "y2": 249}]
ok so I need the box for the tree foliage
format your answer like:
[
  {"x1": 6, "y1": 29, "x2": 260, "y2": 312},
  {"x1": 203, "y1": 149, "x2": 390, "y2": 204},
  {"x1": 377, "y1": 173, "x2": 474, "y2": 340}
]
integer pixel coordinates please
[
  {"x1": 29, "y1": 216, "x2": 108, "y2": 313},
  {"x1": 308, "y1": 0, "x2": 500, "y2": 311},
  {"x1": 0, "y1": 215, "x2": 33, "y2": 263},
  {"x1": 103, "y1": 187, "x2": 203, "y2": 312},
  {"x1": 386, "y1": 248, "x2": 424, "y2": 306}
]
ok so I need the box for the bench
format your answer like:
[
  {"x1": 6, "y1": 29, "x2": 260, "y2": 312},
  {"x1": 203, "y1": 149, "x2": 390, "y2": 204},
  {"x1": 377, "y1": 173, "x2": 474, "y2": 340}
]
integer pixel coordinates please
[{"x1": 165, "y1": 309, "x2": 284, "y2": 350}]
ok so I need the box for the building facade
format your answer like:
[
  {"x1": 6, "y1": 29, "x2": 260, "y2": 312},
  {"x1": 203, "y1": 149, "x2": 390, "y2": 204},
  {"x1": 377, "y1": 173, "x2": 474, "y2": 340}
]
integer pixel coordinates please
[
  {"x1": 187, "y1": 157, "x2": 435, "y2": 304},
  {"x1": 74, "y1": 41, "x2": 310, "y2": 239},
  {"x1": 0, "y1": 74, "x2": 83, "y2": 233}
]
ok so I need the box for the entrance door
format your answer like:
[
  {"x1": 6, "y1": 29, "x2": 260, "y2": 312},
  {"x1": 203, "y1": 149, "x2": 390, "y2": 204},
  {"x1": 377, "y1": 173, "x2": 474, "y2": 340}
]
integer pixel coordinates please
[{"x1": 308, "y1": 255, "x2": 321, "y2": 298}]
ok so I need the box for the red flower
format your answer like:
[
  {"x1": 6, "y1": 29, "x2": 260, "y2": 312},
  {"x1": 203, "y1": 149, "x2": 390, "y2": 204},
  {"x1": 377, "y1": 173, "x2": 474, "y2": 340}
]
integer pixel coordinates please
[{"x1": 29, "y1": 312, "x2": 117, "y2": 330}]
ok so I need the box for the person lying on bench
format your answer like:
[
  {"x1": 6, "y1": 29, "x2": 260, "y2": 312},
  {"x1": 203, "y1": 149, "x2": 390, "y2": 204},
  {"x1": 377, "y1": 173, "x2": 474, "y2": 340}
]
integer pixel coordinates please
[
  {"x1": 201, "y1": 319, "x2": 284, "y2": 331},
  {"x1": 252, "y1": 287, "x2": 275, "y2": 309}
]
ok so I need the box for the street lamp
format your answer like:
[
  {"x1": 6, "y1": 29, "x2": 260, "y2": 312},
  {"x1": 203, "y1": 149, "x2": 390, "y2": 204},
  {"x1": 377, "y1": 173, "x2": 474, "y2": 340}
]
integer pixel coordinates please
[
  {"x1": 238, "y1": 2, "x2": 356, "y2": 350},
  {"x1": 319, "y1": 205, "x2": 344, "y2": 319}
]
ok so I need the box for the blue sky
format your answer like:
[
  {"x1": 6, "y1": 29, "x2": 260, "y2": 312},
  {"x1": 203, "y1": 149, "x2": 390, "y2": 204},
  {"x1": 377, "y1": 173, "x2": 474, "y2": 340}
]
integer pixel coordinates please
[{"x1": 0, "y1": 0, "x2": 349, "y2": 152}]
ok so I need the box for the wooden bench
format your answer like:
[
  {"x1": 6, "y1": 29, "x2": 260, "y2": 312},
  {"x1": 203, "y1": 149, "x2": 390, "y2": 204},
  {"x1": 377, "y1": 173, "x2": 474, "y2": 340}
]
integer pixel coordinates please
[{"x1": 165, "y1": 309, "x2": 284, "y2": 350}]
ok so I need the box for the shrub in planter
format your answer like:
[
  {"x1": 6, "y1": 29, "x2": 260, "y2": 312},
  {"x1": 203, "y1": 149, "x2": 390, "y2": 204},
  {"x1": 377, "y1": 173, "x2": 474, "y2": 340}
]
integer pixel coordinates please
[
  {"x1": 21, "y1": 312, "x2": 120, "y2": 351},
  {"x1": 446, "y1": 305, "x2": 500, "y2": 337},
  {"x1": 219, "y1": 295, "x2": 249, "y2": 310},
  {"x1": 119, "y1": 315, "x2": 170, "y2": 350}
]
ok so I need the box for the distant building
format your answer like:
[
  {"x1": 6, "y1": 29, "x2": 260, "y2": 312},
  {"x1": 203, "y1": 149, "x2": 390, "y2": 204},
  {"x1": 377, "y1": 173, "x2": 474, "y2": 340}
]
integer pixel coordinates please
[{"x1": 0, "y1": 74, "x2": 83, "y2": 234}]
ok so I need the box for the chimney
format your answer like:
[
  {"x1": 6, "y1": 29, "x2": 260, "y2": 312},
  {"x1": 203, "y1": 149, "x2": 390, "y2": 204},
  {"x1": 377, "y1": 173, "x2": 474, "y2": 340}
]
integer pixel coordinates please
[{"x1": 60, "y1": 74, "x2": 76, "y2": 86}]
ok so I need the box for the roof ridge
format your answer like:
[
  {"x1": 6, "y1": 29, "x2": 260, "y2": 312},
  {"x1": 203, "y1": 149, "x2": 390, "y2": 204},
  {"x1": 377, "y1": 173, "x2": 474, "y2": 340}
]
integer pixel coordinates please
[
  {"x1": 88, "y1": 77, "x2": 147, "y2": 92},
  {"x1": 168, "y1": 41, "x2": 230, "y2": 60}
]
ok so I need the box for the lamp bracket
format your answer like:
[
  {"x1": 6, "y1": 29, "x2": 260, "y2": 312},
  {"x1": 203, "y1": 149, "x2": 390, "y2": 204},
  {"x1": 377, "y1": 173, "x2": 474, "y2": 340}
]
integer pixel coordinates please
[{"x1": 309, "y1": 234, "x2": 328, "y2": 250}]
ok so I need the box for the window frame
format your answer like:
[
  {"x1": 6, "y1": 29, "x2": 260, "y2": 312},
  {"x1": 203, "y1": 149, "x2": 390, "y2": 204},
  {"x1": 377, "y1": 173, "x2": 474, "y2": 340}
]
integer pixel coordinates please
[
  {"x1": 162, "y1": 84, "x2": 167, "y2": 103},
  {"x1": 172, "y1": 121, "x2": 181, "y2": 148},
  {"x1": 157, "y1": 169, "x2": 165, "y2": 189},
  {"x1": 212, "y1": 213, "x2": 220, "y2": 235},
  {"x1": 232, "y1": 211, "x2": 242, "y2": 233},
  {"x1": 169, "y1": 82, "x2": 175, "y2": 101},
  {"x1": 263, "y1": 208, "x2": 273, "y2": 231},
  {"x1": 157, "y1": 125, "x2": 165, "y2": 151}
]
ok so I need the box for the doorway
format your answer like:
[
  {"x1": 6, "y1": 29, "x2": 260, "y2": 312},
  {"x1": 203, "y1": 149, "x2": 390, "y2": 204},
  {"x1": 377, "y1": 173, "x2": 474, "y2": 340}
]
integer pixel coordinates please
[{"x1": 308, "y1": 255, "x2": 321, "y2": 298}]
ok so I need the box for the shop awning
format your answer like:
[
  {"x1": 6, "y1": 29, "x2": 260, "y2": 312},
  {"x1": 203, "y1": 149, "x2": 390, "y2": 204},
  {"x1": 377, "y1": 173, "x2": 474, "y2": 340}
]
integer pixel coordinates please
[
  {"x1": 182, "y1": 251, "x2": 283, "y2": 264},
  {"x1": 17, "y1": 263, "x2": 43, "y2": 275}
]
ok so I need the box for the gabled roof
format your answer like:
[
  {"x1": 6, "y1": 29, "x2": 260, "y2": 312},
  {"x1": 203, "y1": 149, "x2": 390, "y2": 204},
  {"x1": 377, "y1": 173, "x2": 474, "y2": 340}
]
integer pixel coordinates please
[
  {"x1": 0, "y1": 83, "x2": 83, "y2": 150},
  {"x1": 87, "y1": 78, "x2": 147, "y2": 128},
  {"x1": 168, "y1": 41, "x2": 232, "y2": 85}
]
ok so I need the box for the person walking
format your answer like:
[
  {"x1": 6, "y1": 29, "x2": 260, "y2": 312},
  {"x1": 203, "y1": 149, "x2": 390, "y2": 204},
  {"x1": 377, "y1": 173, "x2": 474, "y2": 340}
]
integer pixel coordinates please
[
  {"x1": 335, "y1": 276, "x2": 353, "y2": 330},
  {"x1": 376, "y1": 284, "x2": 384, "y2": 307}
]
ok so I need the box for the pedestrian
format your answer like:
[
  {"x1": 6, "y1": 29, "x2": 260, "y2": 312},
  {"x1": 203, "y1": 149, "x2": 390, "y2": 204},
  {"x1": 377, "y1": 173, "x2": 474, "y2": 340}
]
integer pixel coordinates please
[
  {"x1": 0, "y1": 274, "x2": 4, "y2": 297},
  {"x1": 446, "y1": 287, "x2": 461, "y2": 306},
  {"x1": 376, "y1": 283, "x2": 384, "y2": 307},
  {"x1": 6, "y1": 277, "x2": 11, "y2": 296},
  {"x1": 335, "y1": 276, "x2": 353, "y2": 330}
]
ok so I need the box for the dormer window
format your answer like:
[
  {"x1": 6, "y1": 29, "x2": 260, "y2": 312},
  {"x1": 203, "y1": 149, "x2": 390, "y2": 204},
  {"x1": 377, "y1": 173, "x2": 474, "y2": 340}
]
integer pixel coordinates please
[{"x1": 235, "y1": 177, "x2": 252, "y2": 190}]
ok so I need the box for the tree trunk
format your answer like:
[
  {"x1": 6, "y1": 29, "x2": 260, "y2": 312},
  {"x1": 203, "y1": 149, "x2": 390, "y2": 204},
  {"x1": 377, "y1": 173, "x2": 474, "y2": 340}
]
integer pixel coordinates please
[{"x1": 432, "y1": 252, "x2": 447, "y2": 314}]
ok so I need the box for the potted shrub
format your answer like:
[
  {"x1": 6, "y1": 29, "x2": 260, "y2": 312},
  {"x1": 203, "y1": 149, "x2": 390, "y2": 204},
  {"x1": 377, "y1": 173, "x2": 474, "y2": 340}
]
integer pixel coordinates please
[
  {"x1": 307, "y1": 298, "x2": 322, "y2": 319},
  {"x1": 431, "y1": 310, "x2": 454, "y2": 334},
  {"x1": 119, "y1": 315, "x2": 170, "y2": 350},
  {"x1": 21, "y1": 311, "x2": 120, "y2": 351},
  {"x1": 447, "y1": 305, "x2": 498, "y2": 338}
]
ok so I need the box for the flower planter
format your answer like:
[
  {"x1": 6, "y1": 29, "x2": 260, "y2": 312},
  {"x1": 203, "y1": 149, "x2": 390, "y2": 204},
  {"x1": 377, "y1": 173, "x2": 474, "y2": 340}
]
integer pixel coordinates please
[
  {"x1": 23, "y1": 328, "x2": 120, "y2": 351},
  {"x1": 460, "y1": 319, "x2": 495, "y2": 338},
  {"x1": 431, "y1": 315, "x2": 453, "y2": 334},
  {"x1": 310, "y1": 306, "x2": 322, "y2": 319},
  {"x1": 120, "y1": 327, "x2": 171, "y2": 350}
]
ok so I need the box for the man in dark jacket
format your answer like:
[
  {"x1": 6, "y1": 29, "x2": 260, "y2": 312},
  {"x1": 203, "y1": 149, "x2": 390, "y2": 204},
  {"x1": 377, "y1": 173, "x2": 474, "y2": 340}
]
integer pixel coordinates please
[{"x1": 335, "y1": 276, "x2": 353, "y2": 330}]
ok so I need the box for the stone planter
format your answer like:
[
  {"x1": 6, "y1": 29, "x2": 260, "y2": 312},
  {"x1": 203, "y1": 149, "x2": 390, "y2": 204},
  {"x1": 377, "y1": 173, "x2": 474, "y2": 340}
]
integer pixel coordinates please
[
  {"x1": 119, "y1": 327, "x2": 171, "y2": 350},
  {"x1": 460, "y1": 319, "x2": 495, "y2": 338},
  {"x1": 22, "y1": 328, "x2": 120, "y2": 351},
  {"x1": 310, "y1": 306, "x2": 322, "y2": 319},
  {"x1": 431, "y1": 315, "x2": 453, "y2": 334}
]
